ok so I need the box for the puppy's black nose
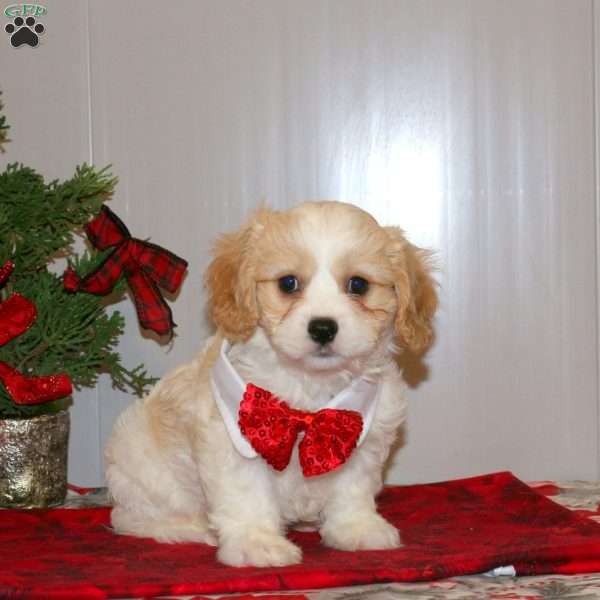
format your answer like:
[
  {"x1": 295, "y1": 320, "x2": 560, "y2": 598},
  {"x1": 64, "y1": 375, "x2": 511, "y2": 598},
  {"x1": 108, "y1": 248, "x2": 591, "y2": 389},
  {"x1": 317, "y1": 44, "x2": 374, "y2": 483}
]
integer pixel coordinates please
[{"x1": 308, "y1": 318, "x2": 338, "y2": 345}]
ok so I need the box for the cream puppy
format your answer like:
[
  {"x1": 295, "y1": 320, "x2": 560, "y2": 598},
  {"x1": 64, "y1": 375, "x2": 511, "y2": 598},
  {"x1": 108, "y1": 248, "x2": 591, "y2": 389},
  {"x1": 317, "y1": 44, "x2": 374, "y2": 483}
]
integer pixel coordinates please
[{"x1": 105, "y1": 201, "x2": 437, "y2": 567}]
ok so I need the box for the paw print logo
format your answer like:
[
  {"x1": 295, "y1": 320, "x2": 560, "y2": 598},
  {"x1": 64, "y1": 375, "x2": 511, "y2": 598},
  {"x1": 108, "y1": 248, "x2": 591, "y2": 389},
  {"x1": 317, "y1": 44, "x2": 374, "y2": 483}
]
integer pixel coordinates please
[{"x1": 5, "y1": 16, "x2": 44, "y2": 47}]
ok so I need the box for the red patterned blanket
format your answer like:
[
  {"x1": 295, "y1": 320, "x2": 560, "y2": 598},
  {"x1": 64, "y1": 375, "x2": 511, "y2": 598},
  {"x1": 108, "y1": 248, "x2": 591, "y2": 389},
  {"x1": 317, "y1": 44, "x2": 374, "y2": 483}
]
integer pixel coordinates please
[{"x1": 2, "y1": 471, "x2": 600, "y2": 599}]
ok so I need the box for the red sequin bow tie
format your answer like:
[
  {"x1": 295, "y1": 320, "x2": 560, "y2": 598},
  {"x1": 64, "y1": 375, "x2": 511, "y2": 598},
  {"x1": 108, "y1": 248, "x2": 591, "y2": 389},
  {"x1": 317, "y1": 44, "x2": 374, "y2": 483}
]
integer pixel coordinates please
[
  {"x1": 238, "y1": 383, "x2": 363, "y2": 477},
  {"x1": 0, "y1": 261, "x2": 73, "y2": 405},
  {"x1": 63, "y1": 205, "x2": 188, "y2": 337}
]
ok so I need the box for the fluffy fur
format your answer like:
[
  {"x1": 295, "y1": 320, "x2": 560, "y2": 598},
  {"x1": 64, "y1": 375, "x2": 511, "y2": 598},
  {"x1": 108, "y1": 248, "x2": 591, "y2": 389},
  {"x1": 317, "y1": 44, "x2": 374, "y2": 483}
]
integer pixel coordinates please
[{"x1": 105, "y1": 201, "x2": 437, "y2": 567}]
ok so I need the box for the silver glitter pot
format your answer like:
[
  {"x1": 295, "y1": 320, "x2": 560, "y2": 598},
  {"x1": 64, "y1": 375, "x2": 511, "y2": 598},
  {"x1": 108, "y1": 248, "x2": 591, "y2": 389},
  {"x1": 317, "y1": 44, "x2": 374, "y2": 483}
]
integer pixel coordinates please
[{"x1": 0, "y1": 410, "x2": 70, "y2": 508}]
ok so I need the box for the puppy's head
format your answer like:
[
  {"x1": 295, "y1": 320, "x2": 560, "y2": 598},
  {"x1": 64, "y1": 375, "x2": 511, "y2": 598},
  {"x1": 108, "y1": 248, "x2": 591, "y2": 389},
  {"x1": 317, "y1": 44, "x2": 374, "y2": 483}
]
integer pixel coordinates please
[{"x1": 206, "y1": 201, "x2": 437, "y2": 372}]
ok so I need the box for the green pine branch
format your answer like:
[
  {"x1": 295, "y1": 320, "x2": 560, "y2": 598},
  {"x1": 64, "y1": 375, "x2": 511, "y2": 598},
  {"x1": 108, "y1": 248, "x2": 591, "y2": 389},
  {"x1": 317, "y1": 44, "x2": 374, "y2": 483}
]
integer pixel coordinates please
[
  {"x1": 0, "y1": 213, "x2": 156, "y2": 419},
  {"x1": 0, "y1": 99, "x2": 157, "y2": 418},
  {"x1": 0, "y1": 91, "x2": 8, "y2": 151},
  {"x1": 0, "y1": 163, "x2": 117, "y2": 278}
]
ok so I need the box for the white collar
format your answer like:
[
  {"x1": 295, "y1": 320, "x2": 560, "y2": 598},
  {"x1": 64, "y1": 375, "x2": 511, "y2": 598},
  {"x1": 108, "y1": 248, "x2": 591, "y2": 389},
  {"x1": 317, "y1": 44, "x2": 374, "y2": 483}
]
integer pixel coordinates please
[{"x1": 210, "y1": 339, "x2": 380, "y2": 459}]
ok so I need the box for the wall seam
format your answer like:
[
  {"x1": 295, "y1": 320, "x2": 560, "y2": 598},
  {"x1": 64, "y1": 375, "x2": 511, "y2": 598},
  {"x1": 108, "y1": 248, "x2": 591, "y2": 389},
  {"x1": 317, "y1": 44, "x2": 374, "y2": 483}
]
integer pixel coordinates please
[
  {"x1": 84, "y1": 0, "x2": 102, "y2": 485},
  {"x1": 84, "y1": 0, "x2": 93, "y2": 165},
  {"x1": 592, "y1": 0, "x2": 600, "y2": 480}
]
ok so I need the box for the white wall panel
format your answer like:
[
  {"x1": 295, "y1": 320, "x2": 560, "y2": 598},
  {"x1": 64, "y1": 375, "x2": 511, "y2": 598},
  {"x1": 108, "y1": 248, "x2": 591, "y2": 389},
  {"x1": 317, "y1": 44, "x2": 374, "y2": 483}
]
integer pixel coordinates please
[
  {"x1": 0, "y1": 1, "x2": 90, "y2": 179},
  {"x1": 0, "y1": 0, "x2": 598, "y2": 485}
]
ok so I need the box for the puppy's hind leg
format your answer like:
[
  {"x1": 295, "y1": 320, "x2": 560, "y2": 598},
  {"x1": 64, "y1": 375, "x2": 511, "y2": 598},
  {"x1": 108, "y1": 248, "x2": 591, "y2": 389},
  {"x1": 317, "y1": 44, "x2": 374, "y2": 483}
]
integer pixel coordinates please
[
  {"x1": 110, "y1": 506, "x2": 217, "y2": 545},
  {"x1": 106, "y1": 458, "x2": 216, "y2": 546}
]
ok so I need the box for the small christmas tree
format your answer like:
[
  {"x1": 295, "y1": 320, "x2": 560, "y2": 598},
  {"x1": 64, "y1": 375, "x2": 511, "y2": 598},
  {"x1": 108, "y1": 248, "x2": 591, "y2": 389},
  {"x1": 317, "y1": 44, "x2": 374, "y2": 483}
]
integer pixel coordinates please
[{"x1": 0, "y1": 95, "x2": 155, "y2": 418}]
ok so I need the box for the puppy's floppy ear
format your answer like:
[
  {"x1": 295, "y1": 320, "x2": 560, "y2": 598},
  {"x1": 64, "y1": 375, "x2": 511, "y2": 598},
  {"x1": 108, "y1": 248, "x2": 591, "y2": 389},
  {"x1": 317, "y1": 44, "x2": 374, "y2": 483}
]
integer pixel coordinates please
[
  {"x1": 205, "y1": 211, "x2": 267, "y2": 341},
  {"x1": 386, "y1": 227, "x2": 438, "y2": 355}
]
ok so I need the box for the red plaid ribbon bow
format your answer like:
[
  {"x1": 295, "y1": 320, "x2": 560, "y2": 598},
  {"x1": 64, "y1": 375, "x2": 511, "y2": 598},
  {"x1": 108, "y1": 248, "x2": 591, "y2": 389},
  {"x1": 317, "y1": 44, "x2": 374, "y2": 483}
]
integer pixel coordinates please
[
  {"x1": 238, "y1": 383, "x2": 363, "y2": 477},
  {"x1": 0, "y1": 261, "x2": 73, "y2": 405},
  {"x1": 63, "y1": 205, "x2": 188, "y2": 337}
]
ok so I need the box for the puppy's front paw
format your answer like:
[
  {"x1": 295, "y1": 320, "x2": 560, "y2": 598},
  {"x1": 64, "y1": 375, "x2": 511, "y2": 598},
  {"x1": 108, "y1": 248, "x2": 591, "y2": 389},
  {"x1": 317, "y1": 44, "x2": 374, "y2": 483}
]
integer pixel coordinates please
[
  {"x1": 217, "y1": 528, "x2": 302, "y2": 567},
  {"x1": 321, "y1": 512, "x2": 401, "y2": 551}
]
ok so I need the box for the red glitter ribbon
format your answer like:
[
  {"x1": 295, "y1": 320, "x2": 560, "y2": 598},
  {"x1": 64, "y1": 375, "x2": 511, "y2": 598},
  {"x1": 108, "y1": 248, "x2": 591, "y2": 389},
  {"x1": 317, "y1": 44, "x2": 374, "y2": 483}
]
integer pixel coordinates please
[
  {"x1": 0, "y1": 261, "x2": 73, "y2": 405},
  {"x1": 0, "y1": 260, "x2": 14, "y2": 288},
  {"x1": 63, "y1": 205, "x2": 188, "y2": 337},
  {"x1": 238, "y1": 383, "x2": 363, "y2": 477},
  {"x1": 0, "y1": 293, "x2": 35, "y2": 347}
]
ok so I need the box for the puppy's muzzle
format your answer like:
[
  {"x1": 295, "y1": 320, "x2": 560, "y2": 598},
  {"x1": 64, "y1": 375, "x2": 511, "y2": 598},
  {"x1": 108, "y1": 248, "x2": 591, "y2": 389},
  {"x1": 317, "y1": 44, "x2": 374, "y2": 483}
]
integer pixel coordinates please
[{"x1": 308, "y1": 318, "x2": 338, "y2": 345}]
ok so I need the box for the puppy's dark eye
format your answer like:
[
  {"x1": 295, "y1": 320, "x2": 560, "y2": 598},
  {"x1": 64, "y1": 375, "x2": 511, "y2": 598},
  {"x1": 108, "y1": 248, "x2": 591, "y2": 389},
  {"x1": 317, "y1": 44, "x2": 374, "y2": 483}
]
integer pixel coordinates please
[
  {"x1": 347, "y1": 276, "x2": 369, "y2": 296},
  {"x1": 278, "y1": 275, "x2": 299, "y2": 294}
]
